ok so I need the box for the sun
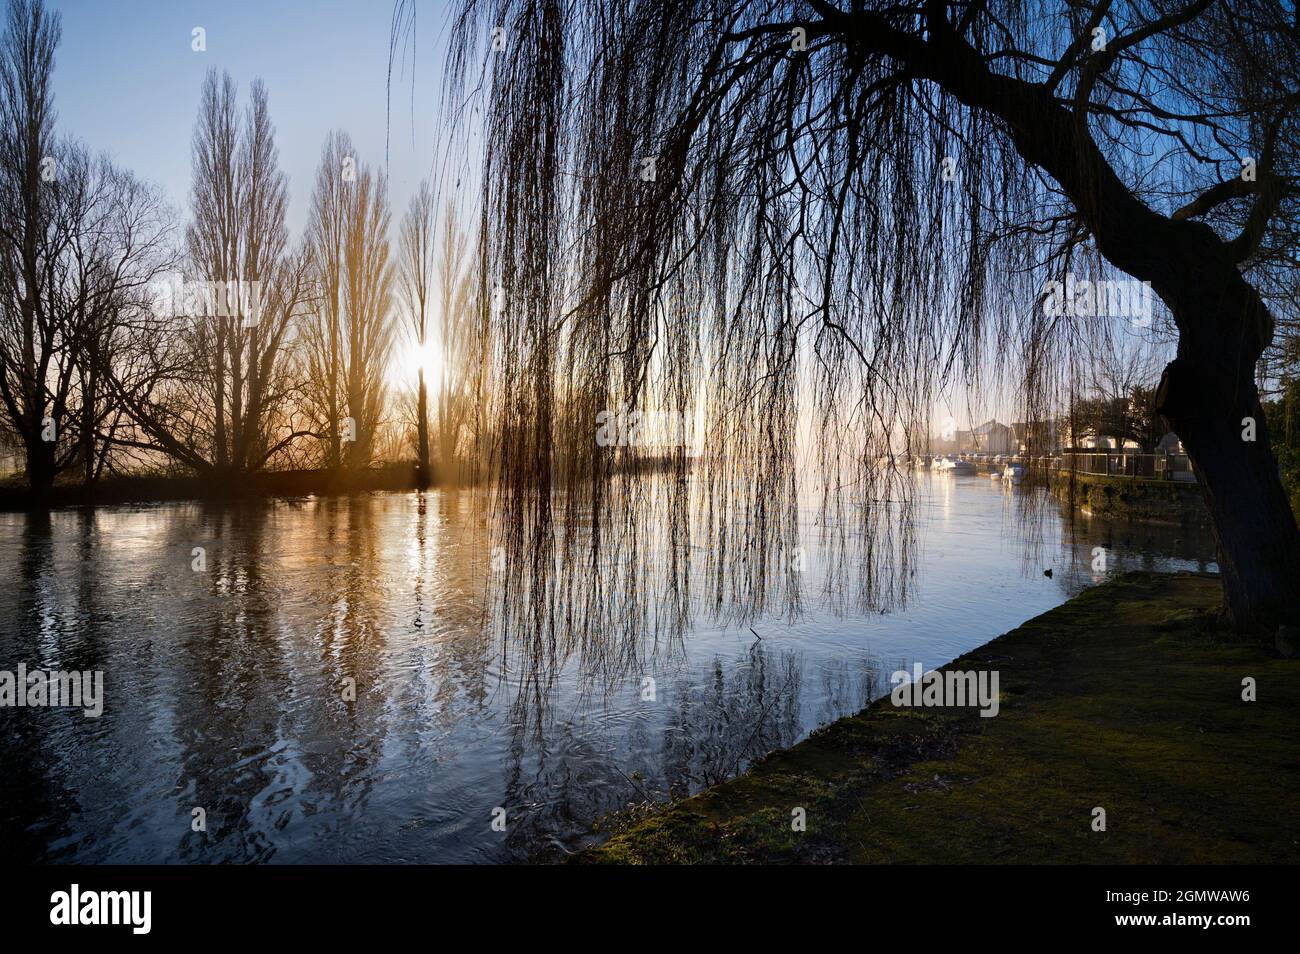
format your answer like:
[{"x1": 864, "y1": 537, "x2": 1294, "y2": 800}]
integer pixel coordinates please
[{"x1": 391, "y1": 338, "x2": 444, "y2": 389}]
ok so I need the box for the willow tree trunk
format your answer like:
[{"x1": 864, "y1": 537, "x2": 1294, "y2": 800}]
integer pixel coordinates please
[{"x1": 1156, "y1": 269, "x2": 1300, "y2": 641}]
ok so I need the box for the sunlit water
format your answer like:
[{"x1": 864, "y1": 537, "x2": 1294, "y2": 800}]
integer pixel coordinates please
[{"x1": 0, "y1": 472, "x2": 1217, "y2": 863}]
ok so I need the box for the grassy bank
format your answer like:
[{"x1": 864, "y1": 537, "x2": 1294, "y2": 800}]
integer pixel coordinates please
[
  {"x1": 585, "y1": 572, "x2": 1300, "y2": 864},
  {"x1": 1050, "y1": 471, "x2": 1208, "y2": 524}
]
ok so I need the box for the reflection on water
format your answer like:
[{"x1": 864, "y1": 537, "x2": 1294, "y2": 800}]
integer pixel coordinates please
[{"x1": 0, "y1": 474, "x2": 1217, "y2": 862}]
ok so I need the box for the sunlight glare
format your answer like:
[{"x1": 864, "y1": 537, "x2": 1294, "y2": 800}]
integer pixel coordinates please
[{"x1": 392, "y1": 339, "x2": 444, "y2": 389}]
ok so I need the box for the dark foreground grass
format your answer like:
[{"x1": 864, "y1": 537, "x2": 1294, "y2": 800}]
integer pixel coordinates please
[{"x1": 585, "y1": 572, "x2": 1300, "y2": 864}]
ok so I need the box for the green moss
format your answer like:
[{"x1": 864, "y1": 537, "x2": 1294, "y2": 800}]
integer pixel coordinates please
[
  {"x1": 581, "y1": 572, "x2": 1300, "y2": 864},
  {"x1": 1049, "y1": 472, "x2": 1207, "y2": 523}
]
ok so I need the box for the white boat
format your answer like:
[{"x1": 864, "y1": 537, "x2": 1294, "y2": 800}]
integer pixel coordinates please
[
  {"x1": 1001, "y1": 464, "x2": 1025, "y2": 484},
  {"x1": 935, "y1": 456, "x2": 974, "y2": 474}
]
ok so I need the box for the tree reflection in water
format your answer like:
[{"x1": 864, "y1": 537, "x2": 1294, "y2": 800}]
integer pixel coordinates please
[{"x1": 0, "y1": 478, "x2": 1215, "y2": 862}]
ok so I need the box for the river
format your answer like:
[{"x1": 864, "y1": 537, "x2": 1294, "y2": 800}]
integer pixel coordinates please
[{"x1": 0, "y1": 471, "x2": 1218, "y2": 862}]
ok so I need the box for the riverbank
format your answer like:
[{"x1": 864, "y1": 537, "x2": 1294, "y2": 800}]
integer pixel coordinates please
[
  {"x1": 584, "y1": 572, "x2": 1300, "y2": 863},
  {"x1": 1050, "y1": 471, "x2": 1208, "y2": 524},
  {"x1": 0, "y1": 452, "x2": 691, "y2": 510},
  {"x1": 0, "y1": 464, "x2": 426, "y2": 510}
]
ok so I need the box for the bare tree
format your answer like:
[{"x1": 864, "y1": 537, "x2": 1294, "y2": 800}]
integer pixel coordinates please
[
  {"x1": 398, "y1": 179, "x2": 435, "y2": 482},
  {"x1": 0, "y1": 0, "x2": 174, "y2": 494},
  {"x1": 0, "y1": 0, "x2": 63, "y2": 495},
  {"x1": 118, "y1": 69, "x2": 312, "y2": 476},
  {"x1": 303, "y1": 132, "x2": 350, "y2": 469},
  {"x1": 444, "y1": 0, "x2": 1300, "y2": 641},
  {"x1": 1070, "y1": 340, "x2": 1164, "y2": 449},
  {"x1": 303, "y1": 132, "x2": 394, "y2": 469},
  {"x1": 432, "y1": 200, "x2": 476, "y2": 479},
  {"x1": 66, "y1": 156, "x2": 175, "y2": 484}
]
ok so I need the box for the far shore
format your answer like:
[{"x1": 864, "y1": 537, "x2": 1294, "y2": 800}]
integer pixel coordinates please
[
  {"x1": 1049, "y1": 470, "x2": 1209, "y2": 525},
  {"x1": 0, "y1": 464, "x2": 430, "y2": 511},
  {"x1": 0, "y1": 453, "x2": 696, "y2": 511}
]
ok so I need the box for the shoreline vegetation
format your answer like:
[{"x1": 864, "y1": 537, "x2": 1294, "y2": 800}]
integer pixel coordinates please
[
  {"x1": 0, "y1": 458, "x2": 1214, "y2": 518},
  {"x1": 582, "y1": 572, "x2": 1299, "y2": 864},
  {"x1": 0, "y1": 464, "x2": 428, "y2": 511},
  {"x1": 0, "y1": 454, "x2": 699, "y2": 511},
  {"x1": 1049, "y1": 471, "x2": 1210, "y2": 524}
]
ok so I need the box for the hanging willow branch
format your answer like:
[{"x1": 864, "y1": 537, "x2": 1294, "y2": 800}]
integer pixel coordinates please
[{"x1": 425, "y1": 0, "x2": 1300, "y2": 679}]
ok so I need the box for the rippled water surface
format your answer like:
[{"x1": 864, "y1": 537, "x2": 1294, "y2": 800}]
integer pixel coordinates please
[{"x1": 0, "y1": 473, "x2": 1217, "y2": 862}]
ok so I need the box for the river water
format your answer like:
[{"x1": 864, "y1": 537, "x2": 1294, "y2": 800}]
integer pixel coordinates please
[{"x1": 0, "y1": 472, "x2": 1217, "y2": 862}]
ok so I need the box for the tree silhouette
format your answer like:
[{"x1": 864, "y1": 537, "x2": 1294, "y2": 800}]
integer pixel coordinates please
[{"x1": 445, "y1": 0, "x2": 1300, "y2": 639}]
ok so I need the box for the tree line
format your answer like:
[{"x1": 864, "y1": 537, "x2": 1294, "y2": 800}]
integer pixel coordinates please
[{"x1": 0, "y1": 0, "x2": 479, "y2": 499}]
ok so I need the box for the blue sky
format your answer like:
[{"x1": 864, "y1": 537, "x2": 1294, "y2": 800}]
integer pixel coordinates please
[
  {"x1": 38, "y1": 1, "x2": 1164, "y2": 432},
  {"x1": 47, "y1": 0, "x2": 465, "y2": 234}
]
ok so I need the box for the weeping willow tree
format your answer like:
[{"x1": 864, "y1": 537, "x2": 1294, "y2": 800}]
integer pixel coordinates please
[{"x1": 435, "y1": 0, "x2": 1300, "y2": 650}]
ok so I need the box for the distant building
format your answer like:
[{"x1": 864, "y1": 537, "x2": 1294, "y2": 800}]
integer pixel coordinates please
[
  {"x1": 930, "y1": 428, "x2": 974, "y2": 454},
  {"x1": 930, "y1": 431, "x2": 958, "y2": 454},
  {"x1": 931, "y1": 420, "x2": 1021, "y2": 455},
  {"x1": 1077, "y1": 435, "x2": 1141, "y2": 450},
  {"x1": 1011, "y1": 420, "x2": 1063, "y2": 456},
  {"x1": 971, "y1": 420, "x2": 1015, "y2": 454}
]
